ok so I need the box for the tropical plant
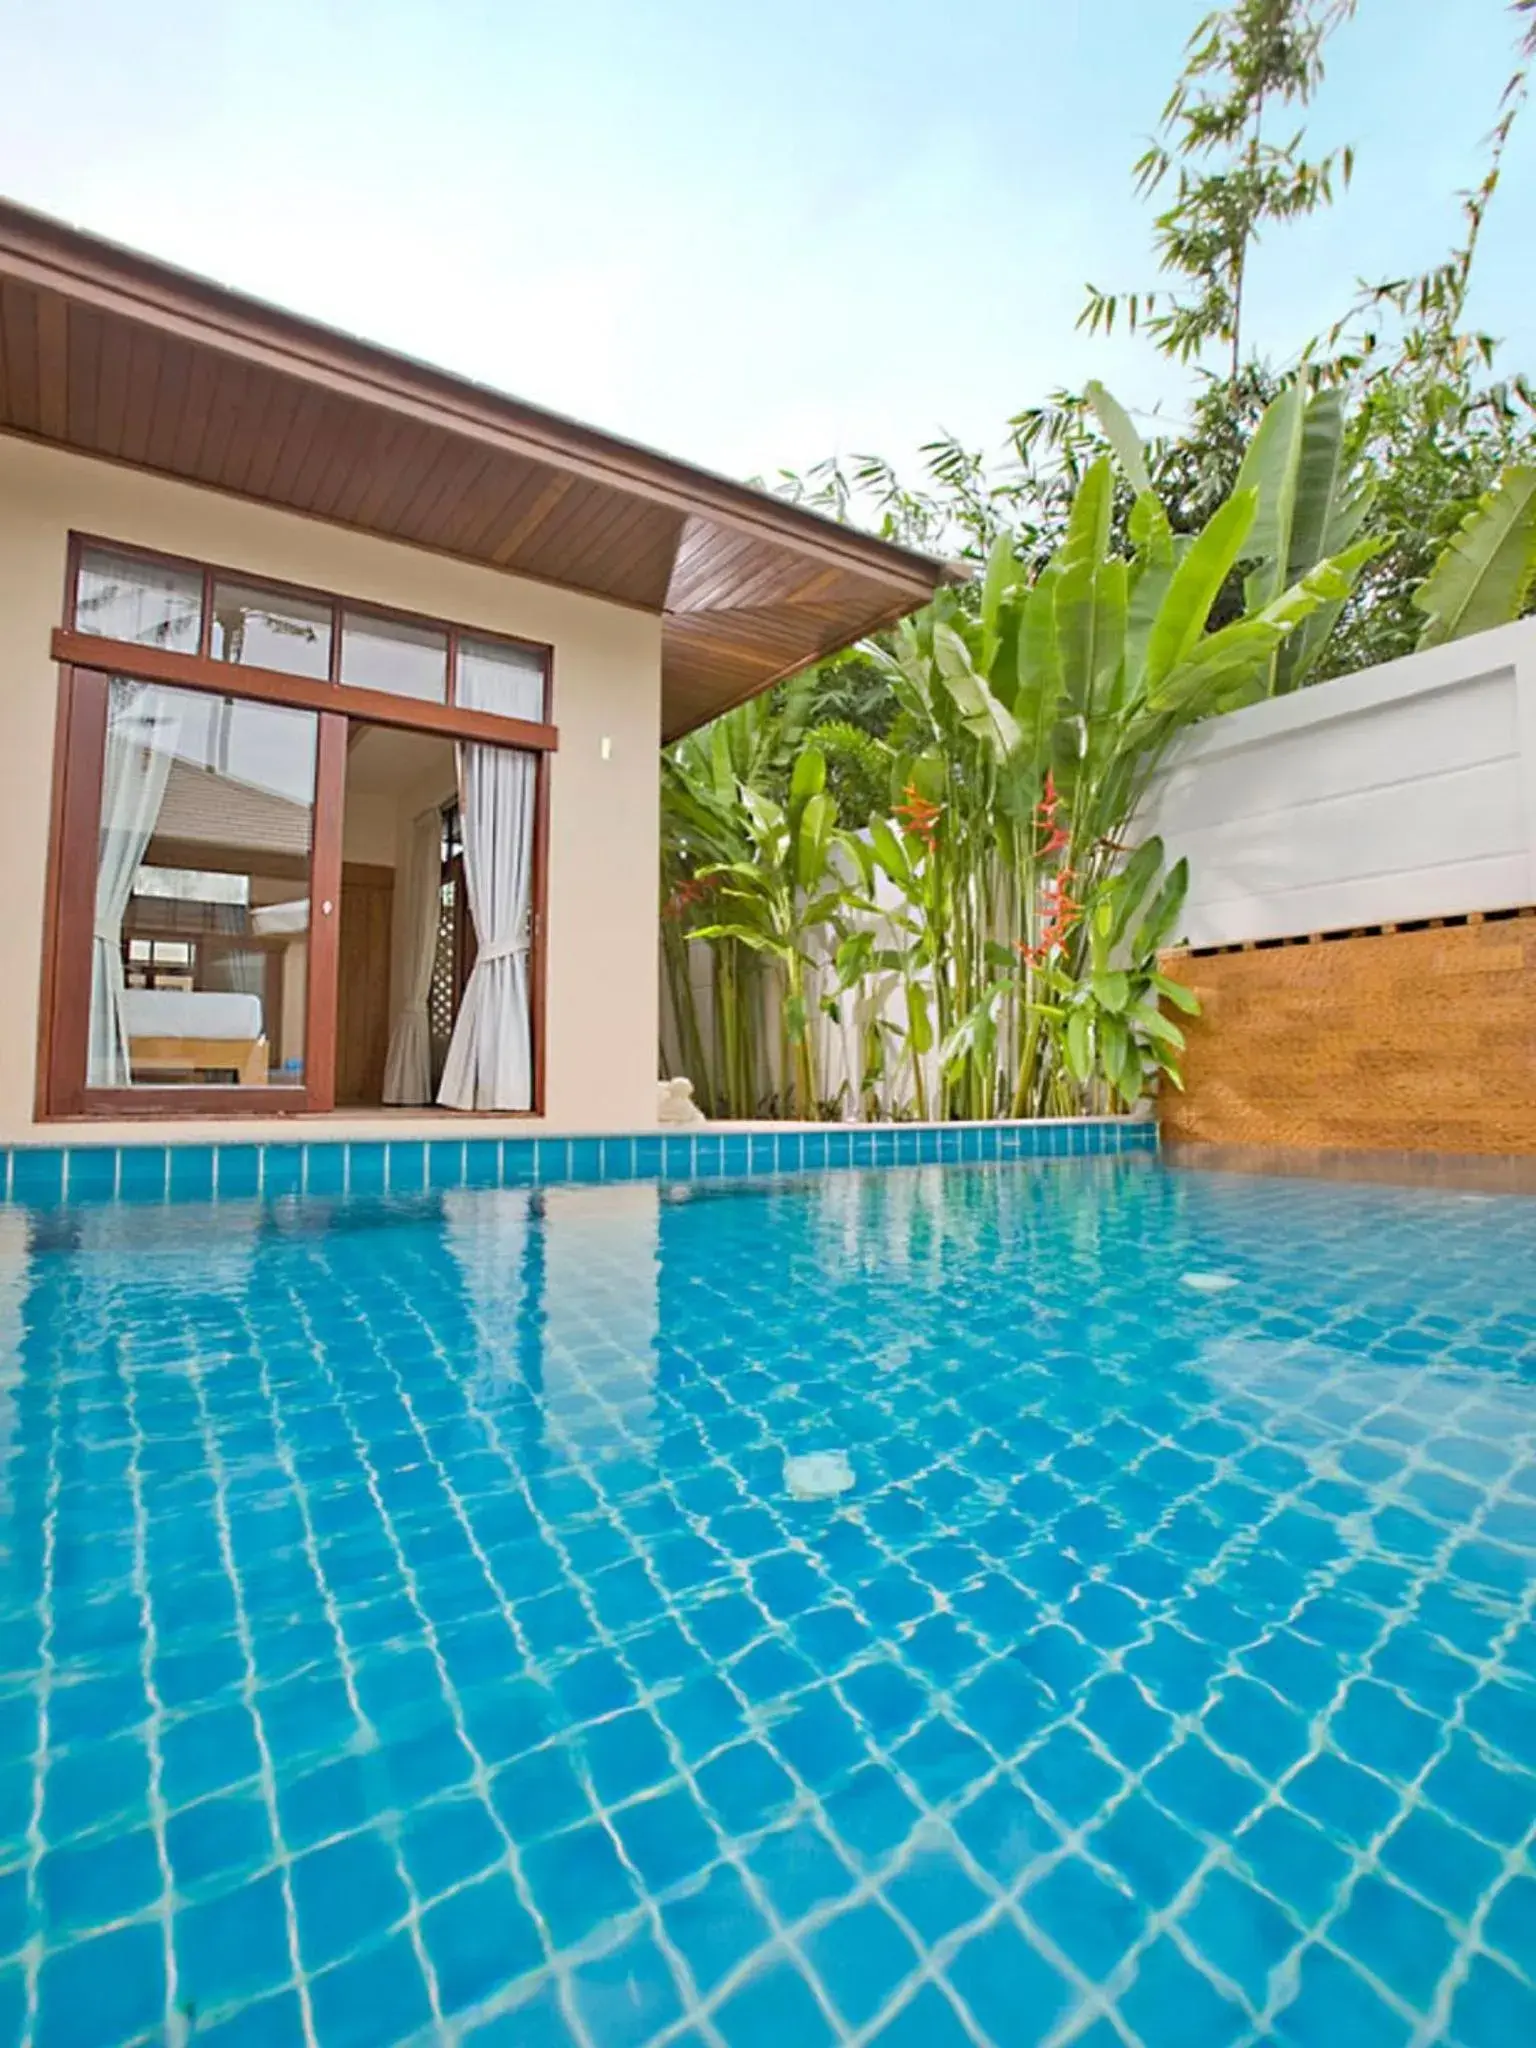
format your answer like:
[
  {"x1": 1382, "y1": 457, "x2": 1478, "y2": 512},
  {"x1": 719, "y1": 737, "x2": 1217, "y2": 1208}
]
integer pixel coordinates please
[
  {"x1": 1413, "y1": 467, "x2": 1536, "y2": 649},
  {"x1": 869, "y1": 442, "x2": 1376, "y2": 1118},
  {"x1": 1017, "y1": 840, "x2": 1200, "y2": 1114},
  {"x1": 660, "y1": 684, "x2": 815, "y2": 1116},
  {"x1": 1225, "y1": 378, "x2": 1377, "y2": 690},
  {"x1": 664, "y1": 423, "x2": 1378, "y2": 1124},
  {"x1": 662, "y1": 4, "x2": 1536, "y2": 1126},
  {"x1": 685, "y1": 747, "x2": 854, "y2": 1119}
]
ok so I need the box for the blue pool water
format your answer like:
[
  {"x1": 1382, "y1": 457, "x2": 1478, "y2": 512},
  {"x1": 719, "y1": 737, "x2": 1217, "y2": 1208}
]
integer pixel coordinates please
[{"x1": 0, "y1": 1156, "x2": 1533, "y2": 2047}]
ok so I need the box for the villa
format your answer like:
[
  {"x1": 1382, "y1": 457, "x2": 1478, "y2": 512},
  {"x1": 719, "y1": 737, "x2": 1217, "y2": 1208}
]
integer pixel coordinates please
[
  {"x1": 0, "y1": 198, "x2": 948, "y2": 1147},
  {"x1": 0, "y1": 201, "x2": 1531, "y2": 2048}
]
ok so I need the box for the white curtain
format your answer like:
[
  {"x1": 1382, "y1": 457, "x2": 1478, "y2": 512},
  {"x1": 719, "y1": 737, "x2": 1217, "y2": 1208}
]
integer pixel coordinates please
[
  {"x1": 88, "y1": 681, "x2": 182, "y2": 1087},
  {"x1": 383, "y1": 807, "x2": 443, "y2": 1106},
  {"x1": 437, "y1": 743, "x2": 536, "y2": 1112}
]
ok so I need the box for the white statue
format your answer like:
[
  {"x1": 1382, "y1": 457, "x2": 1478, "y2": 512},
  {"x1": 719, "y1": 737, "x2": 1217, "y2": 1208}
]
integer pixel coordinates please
[{"x1": 657, "y1": 1076, "x2": 706, "y2": 1126}]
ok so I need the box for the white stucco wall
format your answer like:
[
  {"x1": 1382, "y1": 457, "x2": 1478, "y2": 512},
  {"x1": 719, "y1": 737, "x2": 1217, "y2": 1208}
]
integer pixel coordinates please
[
  {"x1": 0, "y1": 433, "x2": 663, "y2": 1141},
  {"x1": 1138, "y1": 620, "x2": 1536, "y2": 949}
]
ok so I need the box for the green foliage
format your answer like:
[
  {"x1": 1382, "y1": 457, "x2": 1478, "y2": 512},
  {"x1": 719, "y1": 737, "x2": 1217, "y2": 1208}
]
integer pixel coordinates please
[
  {"x1": 663, "y1": 3, "x2": 1536, "y2": 1124},
  {"x1": 1413, "y1": 468, "x2": 1536, "y2": 648},
  {"x1": 1080, "y1": 0, "x2": 1358, "y2": 378},
  {"x1": 665, "y1": 436, "x2": 1376, "y2": 1121},
  {"x1": 1021, "y1": 844, "x2": 1199, "y2": 1111}
]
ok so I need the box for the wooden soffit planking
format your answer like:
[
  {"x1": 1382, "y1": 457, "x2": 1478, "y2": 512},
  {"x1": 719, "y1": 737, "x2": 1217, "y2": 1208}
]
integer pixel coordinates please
[{"x1": 0, "y1": 199, "x2": 954, "y2": 739}]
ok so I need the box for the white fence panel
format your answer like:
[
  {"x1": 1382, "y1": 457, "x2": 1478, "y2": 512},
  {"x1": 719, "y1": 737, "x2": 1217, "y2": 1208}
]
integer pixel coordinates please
[{"x1": 1139, "y1": 620, "x2": 1536, "y2": 949}]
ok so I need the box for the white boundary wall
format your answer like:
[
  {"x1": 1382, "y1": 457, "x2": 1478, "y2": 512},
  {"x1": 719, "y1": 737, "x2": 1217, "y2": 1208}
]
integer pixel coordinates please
[{"x1": 1139, "y1": 620, "x2": 1536, "y2": 950}]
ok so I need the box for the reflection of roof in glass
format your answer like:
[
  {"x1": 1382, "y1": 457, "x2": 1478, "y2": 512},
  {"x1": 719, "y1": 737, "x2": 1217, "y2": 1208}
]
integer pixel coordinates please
[{"x1": 153, "y1": 759, "x2": 312, "y2": 856}]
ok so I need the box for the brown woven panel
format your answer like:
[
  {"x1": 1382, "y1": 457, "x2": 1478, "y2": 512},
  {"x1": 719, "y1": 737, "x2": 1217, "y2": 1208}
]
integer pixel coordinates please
[{"x1": 1159, "y1": 913, "x2": 1536, "y2": 1157}]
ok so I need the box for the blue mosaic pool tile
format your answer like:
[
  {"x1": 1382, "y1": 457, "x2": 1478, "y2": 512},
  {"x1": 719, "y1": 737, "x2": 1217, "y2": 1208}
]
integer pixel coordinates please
[
  {"x1": 214, "y1": 1141, "x2": 260, "y2": 1195},
  {"x1": 347, "y1": 1139, "x2": 387, "y2": 1191},
  {"x1": 721, "y1": 1133, "x2": 751, "y2": 1175},
  {"x1": 308, "y1": 1927, "x2": 435, "y2": 2048},
  {"x1": 36, "y1": 1919, "x2": 165, "y2": 2048},
  {"x1": 1451, "y1": 1949, "x2": 1536, "y2": 2047},
  {"x1": 715, "y1": 1956, "x2": 833, "y2": 2048},
  {"x1": 64, "y1": 1145, "x2": 116, "y2": 1198},
  {"x1": 303, "y1": 1142, "x2": 346, "y2": 1194},
  {"x1": 117, "y1": 1143, "x2": 169, "y2": 1197},
  {"x1": 24, "y1": 1113, "x2": 1113, "y2": 1208},
  {"x1": 1177, "y1": 1865, "x2": 1298, "y2": 2010},
  {"x1": 1120, "y1": 1936, "x2": 1249, "y2": 2048},
  {"x1": 948, "y1": 1915, "x2": 1077, "y2": 2043},
  {"x1": 260, "y1": 1143, "x2": 302, "y2": 1196},
  {"x1": 5, "y1": 1139, "x2": 1532, "y2": 2046},
  {"x1": 1272, "y1": 1943, "x2": 1410, "y2": 2048},
  {"x1": 386, "y1": 1138, "x2": 425, "y2": 1191}
]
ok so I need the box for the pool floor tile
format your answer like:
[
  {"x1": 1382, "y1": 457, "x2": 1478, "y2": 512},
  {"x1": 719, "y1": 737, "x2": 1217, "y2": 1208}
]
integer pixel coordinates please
[{"x1": 0, "y1": 1150, "x2": 1531, "y2": 2043}]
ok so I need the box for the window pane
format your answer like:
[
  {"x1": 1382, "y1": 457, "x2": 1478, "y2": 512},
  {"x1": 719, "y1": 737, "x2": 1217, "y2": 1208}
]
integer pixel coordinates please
[
  {"x1": 339, "y1": 611, "x2": 447, "y2": 702},
  {"x1": 88, "y1": 682, "x2": 317, "y2": 1089},
  {"x1": 76, "y1": 548, "x2": 202, "y2": 653},
  {"x1": 457, "y1": 636, "x2": 546, "y2": 719},
  {"x1": 211, "y1": 580, "x2": 332, "y2": 679}
]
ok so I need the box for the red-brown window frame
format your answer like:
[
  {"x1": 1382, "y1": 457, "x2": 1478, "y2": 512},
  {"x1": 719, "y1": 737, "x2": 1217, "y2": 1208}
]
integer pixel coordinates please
[{"x1": 39, "y1": 534, "x2": 557, "y2": 1121}]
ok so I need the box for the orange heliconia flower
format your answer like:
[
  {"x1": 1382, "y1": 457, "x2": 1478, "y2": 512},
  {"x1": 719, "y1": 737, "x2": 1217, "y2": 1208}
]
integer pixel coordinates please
[
  {"x1": 896, "y1": 782, "x2": 942, "y2": 847},
  {"x1": 1016, "y1": 865, "x2": 1080, "y2": 967},
  {"x1": 1035, "y1": 769, "x2": 1071, "y2": 858},
  {"x1": 663, "y1": 873, "x2": 715, "y2": 921}
]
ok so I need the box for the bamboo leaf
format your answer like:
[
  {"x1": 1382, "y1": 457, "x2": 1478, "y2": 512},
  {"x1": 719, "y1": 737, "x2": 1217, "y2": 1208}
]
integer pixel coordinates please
[
  {"x1": 1126, "y1": 495, "x2": 1176, "y2": 693},
  {"x1": 1108, "y1": 837, "x2": 1165, "y2": 946},
  {"x1": 794, "y1": 789, "x2": 836, "y2": 891},
  {"x1": 1151, "y1": 535, "x2": 1381, "y2": 712},
  {"x1": 869, "y1": 816, "x2": 914, "y2": 891},
  {"x1": 1285, "y1": 385, "x2": 1351, "y2": 588}
]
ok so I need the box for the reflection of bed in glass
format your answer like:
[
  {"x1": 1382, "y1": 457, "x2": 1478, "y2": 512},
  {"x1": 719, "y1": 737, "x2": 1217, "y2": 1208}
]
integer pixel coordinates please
[
  {"x1": 121, "y1": 989, "x2": 269, "y2": 1085},
  {"x1": 119, "y1": 888, "x2": 311, "y2": 1085}
]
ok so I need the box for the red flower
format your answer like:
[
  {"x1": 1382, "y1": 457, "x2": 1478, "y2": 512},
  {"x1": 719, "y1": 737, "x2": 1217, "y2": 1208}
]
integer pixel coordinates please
[
  {"x1": 1035, "y1": 770, "x2": 1071, "y2": 857},
  {"x1": 1016, "y1": 865, "x2": 1080, "y2": 966},
  {"x1": 895, "y1": 782, "x2": 942, "y2": 847},
  {"x1": 663, "y1": 873, "x2": 715, "y2": 921}
]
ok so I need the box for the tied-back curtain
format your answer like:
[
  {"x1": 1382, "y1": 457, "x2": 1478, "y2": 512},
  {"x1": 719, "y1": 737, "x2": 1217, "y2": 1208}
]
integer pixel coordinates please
[
  {"x1": 437, "y1": 742, "x2": 537, "y2": 1112},
  {"x1": 383, "y1": 807, "x2": 443, "y2": 1106},
  {"x1": 89, "y1": 681, "x2": 182, "y2": 1087}
]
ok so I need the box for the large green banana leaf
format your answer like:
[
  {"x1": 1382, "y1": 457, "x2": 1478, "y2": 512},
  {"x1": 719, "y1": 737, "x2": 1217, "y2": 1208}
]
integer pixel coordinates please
[{"x1": 1414, "y1": 467, "x2": 1536, "y2": 648}]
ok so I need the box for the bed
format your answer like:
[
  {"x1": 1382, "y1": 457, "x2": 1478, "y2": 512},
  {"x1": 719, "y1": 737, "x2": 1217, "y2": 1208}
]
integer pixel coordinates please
[{"x1": 121, "y1": 989, "x2": 268, "y2": 1085}]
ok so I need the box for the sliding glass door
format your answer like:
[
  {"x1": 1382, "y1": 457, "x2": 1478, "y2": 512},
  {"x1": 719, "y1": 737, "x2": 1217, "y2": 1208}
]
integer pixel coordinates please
[
  {"x1": 43, "y1": 537, "x2": 556, "y2": 1122},
  {"x1": 45, "y1": 669, "x2": 340, "y2": 1115},
  {"x1": 89, "y1": 681, "x2": 320, "y2": 1093}
]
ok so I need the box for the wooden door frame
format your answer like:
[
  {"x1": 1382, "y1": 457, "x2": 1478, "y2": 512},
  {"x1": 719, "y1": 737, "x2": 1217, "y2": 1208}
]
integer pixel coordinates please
[
  {"x1": 40, "y1": 665, "x2": 551, "y2": 1120},
  {"x1": 41, "y1": 666, "x2": 341, "y2": 1117}
]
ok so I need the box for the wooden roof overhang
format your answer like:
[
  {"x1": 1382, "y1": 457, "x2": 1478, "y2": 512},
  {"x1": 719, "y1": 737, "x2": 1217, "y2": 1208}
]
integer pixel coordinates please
[{"x1": 0, "y1": 199, "x2": 954, "y2": 740}]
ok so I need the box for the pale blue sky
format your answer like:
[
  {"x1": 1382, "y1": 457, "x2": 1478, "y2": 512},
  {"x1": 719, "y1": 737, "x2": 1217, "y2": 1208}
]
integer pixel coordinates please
[{"x1": 0, "y1": 0, "x2": 1530, "y2": 487}]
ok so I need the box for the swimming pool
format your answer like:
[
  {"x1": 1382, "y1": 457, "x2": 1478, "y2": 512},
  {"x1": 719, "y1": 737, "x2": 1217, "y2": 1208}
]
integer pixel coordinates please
[{"x1": 1, "y1": 1154, "x2": 1533, "y2": 2046}]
